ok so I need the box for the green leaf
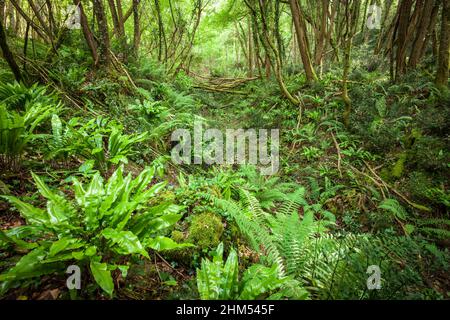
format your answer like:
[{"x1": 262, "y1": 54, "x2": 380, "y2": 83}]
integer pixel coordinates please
[
  {"x1": 0, "y1": 229, "x2": 38, "y2": 250},
  {"x1": 90, "y1": 260, "x2": 114, "y2": 297},
  {"x1": 0, "y1": 246, "x2": 61, "y2": 282},
  {"x1": 2, "y1": 196, "x2": 49, "y2": 226},
  {"x1": 404, "y1": 224, "x2": 415, "y2": 236},
  {"x1": 49, "y1": 238, "x2": 85, "y2": 257},
  {"x1": 101, "y1": 228, "x2": 149, "y2": 258},
  {"x1": 145, "y1": 236, "x2": 194, "y2": 251}
]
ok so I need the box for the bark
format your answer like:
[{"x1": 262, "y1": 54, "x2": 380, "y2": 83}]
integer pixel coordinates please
[
  {"x1": 0, "y1": 18, "x2": 22, "y2": 81},
  {"x1": 45, "y1": 0, "x2": 56, "y2": 37},
  {"x1": 27, "y1": 0, "x2": 51, "y2": 37},
  {"x1": 248, "y1": 0, "x2": 299, "y2": 105},
  {"x1": 342, "y1": 0, "x2": 360, "y2": 128},
  {"x1": 435, "y1": 0, "x2": 450, "y2": 89},
  {"x1": 74, "y1": 0, "x2": 98, "y2": 66},
  {"x1": 0, "y1": 0, "x2": 5, "y2": 26},
  {"x1": 108, "y1": 0, "x2": 122, "y2": 37},
  {"x1": 92, "y1": 0, "x2": 111, "y2": 67},
  {"x1": 395, "y1": 0, "x2": 414, "y2": 80},
  {"x1": 9, "y1": 0, "x2": 48, "y2": 41},
  {"x1": 248, "y1": 17, "x2": 254, "y2": 77},
  {"x1": 289, "y1": 0, "x2": 317, "y2": 83},
  {"x1": 314, "y1": 0, "x2": 329, "y2": 68},
  {"x1": 409, "y1": 0, "x2": 436, "y2": 68},
  {"x1": 133, "y1": 0, "x2": 140, "y2": 56},
  {"x1": 418, "y1": 1, "x2": 440, "y2": 60},
  {"x1": 154, "y1": 0, "x2": 167, "y2": 62}
]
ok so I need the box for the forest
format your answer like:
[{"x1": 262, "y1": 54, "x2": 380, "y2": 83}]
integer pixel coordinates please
[{"x1": 0, "y1": 0, "x2": 448, "y2": 301}]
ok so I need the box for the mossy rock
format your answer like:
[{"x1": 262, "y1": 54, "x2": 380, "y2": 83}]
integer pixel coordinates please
[{"x1": 187, "y1": 212, "x2": 224, "y2": 250}]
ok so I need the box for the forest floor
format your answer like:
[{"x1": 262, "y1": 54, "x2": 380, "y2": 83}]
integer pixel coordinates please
[{"x1": 0, "y1": 57, "x2": 449, "y2": 300}]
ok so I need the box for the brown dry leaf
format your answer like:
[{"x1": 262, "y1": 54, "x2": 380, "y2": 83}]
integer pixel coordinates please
[{"x1": 36, "y1": 288, "x2": 60, "y2": 300}]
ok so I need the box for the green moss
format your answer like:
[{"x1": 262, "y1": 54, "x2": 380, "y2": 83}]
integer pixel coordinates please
[
  {"x1": 188, "y1": 212, "x2": 224, "y2": 249},
  {"x1": 391, "y1": 152, "x2": 407, "y2": 178},
  {"x1": 171, "y1": 230, "x2": 186, "y2": 244}
]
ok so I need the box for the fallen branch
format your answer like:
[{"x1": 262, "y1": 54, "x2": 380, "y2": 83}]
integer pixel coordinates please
[
  {"x1": 363, "y1": 160, "x2": 431, "y2": 212},
  {"x1": 193, "y1": 84, "x2": 247, "y2": 95},
  {"x1": 331, "y1": 131, "x2": 343, "y2": 178}
]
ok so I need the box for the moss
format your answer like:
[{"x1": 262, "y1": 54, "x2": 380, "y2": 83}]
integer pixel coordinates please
[
  {"x1": 171, "y1": 230, "x2": 185, "y2": 244},
  {"x1": 391, "y1": 152, "x2": 407, "y2": 178},
  {"x1": 188, "y1": 212, "x2": 224, "y2": 250}
]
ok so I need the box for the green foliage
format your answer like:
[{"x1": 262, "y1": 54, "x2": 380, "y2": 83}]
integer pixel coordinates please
[
  {"x1": 0, "y1": 82, "x2": 59, "y2": 110},
  {"x1": 0, "y1": 166, "x2": 191, "y2": 296},
  {"x1": 203, "y1": 188, "x2": 335, "y2": 276},
  {"x1": 0, "y1": 102, "x2": 57, "y2": 170},
  {"x1": 379, "y1": 199, "x2": 408, "y2": 221},
  {"x1": 45, "y1": 116, "x2": 148, "y2": 171},
  {"x1": 196, "y1": 243, "x2": 307, "y2": 300}
]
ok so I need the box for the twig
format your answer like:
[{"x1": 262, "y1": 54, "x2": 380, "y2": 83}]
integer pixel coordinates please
[
  {"x1": 109, "y1": 49, "x2": 139, "y2": 92},
  {"x1": 362, "y1": 160, "x2": 431, "y2": 212},
  {"x1": 154, "y1": 251, "x2": 186, "y2": 278},
  {"x1": 331, "y1": 131, "x2": 343, "y2": 178}
]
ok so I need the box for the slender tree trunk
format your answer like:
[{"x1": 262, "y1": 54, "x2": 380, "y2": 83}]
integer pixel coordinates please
[
  {"x1": 418, "y1": 1, "x2": 441, "y2": 61},
  {"x1": 133, "y1": 0, "x2": 140, "y2": 57},
  {"x1": 155, "y1": 0, "x2": 166, "y2": 62},
  {"x1": 314, "y1": 0, "x2": 328, "y2": 68},
  {"x1": 10, "y1": 0, "x2": 48, "y2": 42},
  {"x1": 248, "y1": 0, "x2": 299, "y2": 105},
  {"x1": 27, "y1": 0, "x2": 51, "y2": 37},
  {"x1": 409, "y1": 0, "x2": 438, "y2": 68},
  {"x1": 74, "y1": 0, "x2": 98, "y2": 66},
  {"x1": 0, "y1": 18, "x2": 22, "y2": 81},
  {"x1": 0, "y1": 0, "x2": 5, "y2": 26},
  {"x1": 289, "y1": 0, "x2": 317, "y2": 83},
  {"x1": 395, "y1": 0, "x2": 413, "y2": 80},
  {"x1": 92, "y1": 0, "x2": 111, "y2": 67},
  {"x1": 45, "y1": 0, "x2": 56, "y2": 37},
  {"x1": 342, "y1": 1, "x2": 360, "y2": 128},
  {"x1": 435, "y1": 0, "x2": 450, "y2": 89},
  {"x1": 248, "y1": 17, "x2": 254, "y2": 77},
  {"x1": 108, "y1": 0, "x2": 121, "y2": 37}
]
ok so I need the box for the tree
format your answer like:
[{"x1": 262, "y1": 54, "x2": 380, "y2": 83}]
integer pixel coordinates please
[
  {"x1": 133, "y1": 0, "x2": 141, "y2": 57},
  {"x1": 0, "y1": 17, "x2": 22, "y2": 81},
  {"x1": 92, "y1": 0, "x2": 111, "y2": 67},
  {"x1": 435, "y1": 0, "x2": 449, "y2": 89},
  {"x1": 394, "y1": 0, "x2": 413, "y2": 80},
  {"x1": 75, "y1": 0, "x2": 99, "y2": 66},
  {"x1": 288, "y1": 0, "x2": 317, "y2": 83},
  {"x1": 341, "y1": 0, "x2": 361, "y2": 128}
]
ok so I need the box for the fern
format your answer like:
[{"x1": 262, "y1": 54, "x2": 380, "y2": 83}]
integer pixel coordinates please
[
  {"x1": 0, "y1": 82, "x2": 58, "y2": 110},
  {"x1": 202, "y1": 187, "x2": 334, "y2": 277}
]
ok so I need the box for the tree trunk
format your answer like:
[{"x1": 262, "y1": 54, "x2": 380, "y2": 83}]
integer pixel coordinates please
[
  {"x1": 288, "y1": 0, "x2": 317, "y2": 83},
  {"x1": 0, "y1": 0, "x2": 5, "y2": 26},
  {"x1": 248, "y1": 17, "x2": 254, "y2": 77},
  {"x1": 436, "y1": 0, "x2": 450, "y2": 89},
  {"x1": 0, "y1": 18, "x2": 22, "y2": 81},
  {"x1": 342, "y1": 0, "x2": 360, "y2": 128},
  {"x1": 155, "y1": 0, "x2": 166, "y2": 62},
  {"x1": 133, "y1": 0, "x2": 140, "y2": 57},
  {"x1": 409, "y1": 0, "x2": 435, "y2": 69},
  {"x1": 74, "y1": 0, "x2": 99, "y2": 66},
  {"x1": 314, "y1": 0, "x2": 328, "y2": 68},
  {"x1": 395, "y1": 0, "x2": 413, "y2": 80},
  {"x1": 92, "y1": 0, "x2": 111, "y2": 67},
  {"x1": 10, "y1": 0, "x2": 48, "y2": 42},
  {"x1": 27, "y1": 0, "x2": 51, "y2": 38},
  {"x1": 108, "y1": 0, "x2": 122, "y2": 37}
]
